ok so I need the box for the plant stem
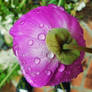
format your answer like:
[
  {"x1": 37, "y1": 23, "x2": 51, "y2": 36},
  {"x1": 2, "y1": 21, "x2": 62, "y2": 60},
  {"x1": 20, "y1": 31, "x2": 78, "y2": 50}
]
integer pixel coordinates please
[
  {"x1": 0, "y1": 63, "x2": 19, "y2": 88},
  {"x1": 58, "y1": 0, "x2": 65, "y2": 6},
  {"x1": 48, "y1": 0, "x2": 55, "y2": 4},
  {"x1": 60, "y1": 83, "x2": 65, "y2": 92},
  {"x1": 58, "y1": 0, "x2": 61, "y2": 6},
  {"x1": 63, "y1": 44, "x2": 92, "y2": 53},
  {"x1": 41, "y1": 0, "x2": 46, "y2": 6},
  {"x1": 17, "y1": 0, "x2": 26, "y2": 9},
  {"x1": 11, "y1": 0, "x2": 14, "y2": 6}
]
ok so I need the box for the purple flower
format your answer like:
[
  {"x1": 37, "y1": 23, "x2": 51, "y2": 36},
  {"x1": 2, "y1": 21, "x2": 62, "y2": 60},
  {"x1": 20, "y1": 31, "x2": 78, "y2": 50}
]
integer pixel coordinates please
[{"x1": 10, "y1": 4, "x2": 85, "y2": 87}]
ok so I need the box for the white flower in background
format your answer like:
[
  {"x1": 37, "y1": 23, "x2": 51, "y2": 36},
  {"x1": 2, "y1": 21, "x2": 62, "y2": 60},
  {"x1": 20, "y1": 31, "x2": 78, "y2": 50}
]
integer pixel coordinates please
[
  {"x1": 18, "y1": 13, "x2": 22, "y2": 18},
  {"x1": 0, "y1": 25, "x2": 7, "y2": 35},
  {"x1": 3, "y1": 14, "x2": 13, "y2": 25},
  {"x1": 11, "y1": 5, "x2": 15, "y2": 8},
  {"x1": 77, "y1": 1, "x2": 86, "y2": 11},
  {"x1": 5, "y1": 23, "x2": 13, "y2": 31},
  {"x1": 0, "y1": 16, "x2": 2, "y2": 22},
  {"x1": 0, "y1": 14, "x2": 13, "y2": 34},
  {"x1": 5, "y1": 0, "x2": 8, "y2": 2},
  {"x1": 0, "y1": 49, "x2": 18, "y2": 70}
]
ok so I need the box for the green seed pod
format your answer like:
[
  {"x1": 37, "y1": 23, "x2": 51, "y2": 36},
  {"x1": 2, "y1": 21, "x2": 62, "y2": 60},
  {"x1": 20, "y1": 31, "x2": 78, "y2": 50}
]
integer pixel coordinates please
[{"x1": 46, "y1": 28, "x2": 80, "y2": 65}]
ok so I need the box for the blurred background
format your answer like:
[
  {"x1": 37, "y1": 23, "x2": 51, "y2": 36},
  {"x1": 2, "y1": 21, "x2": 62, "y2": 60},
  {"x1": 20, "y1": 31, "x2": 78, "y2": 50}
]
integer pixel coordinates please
[{"x1": 0, "y1": 0, "x2": 92, "y2": 92}]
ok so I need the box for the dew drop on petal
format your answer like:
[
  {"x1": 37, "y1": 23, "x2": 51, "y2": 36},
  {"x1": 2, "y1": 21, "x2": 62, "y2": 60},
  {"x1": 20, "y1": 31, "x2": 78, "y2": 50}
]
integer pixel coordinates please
[
  {"x1": 59, "y1": 7, "x2": 64, "y2": 11},
  {"x1": 39, "y1": 24, "x2": 44, "y2": 28},
  {"x1": 46, "y1": 70, "x2": 51, "y2": 76},
  {"x1": 28, "y1": 67, "x2": 31, "y2": 71},
  {"x1": 66, "y1": 71, "x2": 70, "y2": 75},
  {"x1": 58, "y1": 64, "x2": 65, "y2": 72},
  {"x1": 15, "y1": 50, "x2": 18, "y2": 56},
  {"x1": 20, "y1": 20, "x2": 24, "y2": 25},
  {"x1": 36, "y1": 9, "x2": 40, "y2": 13},
  {"x1": 47, "y1": 52, "x2": 54, "y2": 59},
  {"x1": 34, "y1": 57, "x2": 40, "y2": 64},
  {"x1": 36, "y1": 72, "x2": 40, "y2": 75},
  {"x1": 38, "y1": 33, "x2": 45, "y2": 40},
  {"x1": 31, "y1": 73, "x2": 35, "y2": 77},
  {"x1": 22, "y1": 54, "x2": 25, "y2": 57},
  {"x1": 29, "y1": 79, "x2": 33, "y2": 84},
  {"x1": 28, "y1": 40, "x2": 33, "y2": 46},
  {"x1": 21, "y1": 66, "x2": 24, "y2": 70},
  {"x1": 22, "y1": 69, "x2": 25, "y2": 75},
  {"x1": 50, "y1": 4, "x2": 57, "y2": 8}
]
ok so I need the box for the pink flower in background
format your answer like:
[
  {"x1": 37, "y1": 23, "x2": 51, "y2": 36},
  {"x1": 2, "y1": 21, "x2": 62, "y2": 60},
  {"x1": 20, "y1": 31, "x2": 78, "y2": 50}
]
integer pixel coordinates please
[{"x1": 10, "y1": 4, "x2": 85, "y2": 87}]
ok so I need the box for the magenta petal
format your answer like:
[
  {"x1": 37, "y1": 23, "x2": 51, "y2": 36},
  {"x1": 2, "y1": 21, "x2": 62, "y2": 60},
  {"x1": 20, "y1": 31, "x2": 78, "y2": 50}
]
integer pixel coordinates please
[{"x1": 10, "y1": 4, "x2": 85, "y2": 87}]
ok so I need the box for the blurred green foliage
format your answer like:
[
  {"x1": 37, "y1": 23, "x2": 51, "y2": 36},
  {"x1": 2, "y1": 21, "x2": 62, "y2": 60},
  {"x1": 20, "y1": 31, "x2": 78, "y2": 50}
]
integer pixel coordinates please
[
  {"x1": 0, "y1": 32, "x2": 9, "y2": 50},
  {"x1": 0, "y1": 63, "x2": 20, "y2": 87},
  {"x1": 0, "y1": 0, "x2": 81, "y2": 22}
]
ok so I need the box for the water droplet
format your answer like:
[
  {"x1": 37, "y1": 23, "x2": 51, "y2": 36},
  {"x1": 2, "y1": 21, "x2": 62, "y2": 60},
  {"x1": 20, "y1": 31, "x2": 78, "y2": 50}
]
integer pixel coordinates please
[
  {"x1": 31, "y1": 72, "x2": 35, "y2": 77},
  {"x1": 33, "y1": 9, "x2": 40, "y2": 13},
  {"x1": 50, "y1": 4, "x2": 57, "y2": 8},
  {"x1": 21, "y1": 66, "x2": 24, "y2": 70},
  {"x1": 29, "y1": 79, "x2": 33, "y2": 84},
  {"x1": 46, "y1": 70, "x2": 51, "y2": 76},
  {"x1": 59, "y1": 7, "x2": 64, "y2": 11},
  {"x1": 36, "y1": 72, "x2": 40, "y2": 75},
  {"x1": 22, "y1": 69, "x2": 25, "y2": 75},
  {"x1": 36, "y1": 9, "x2": 40, "y2": 13},
  {"x1": 18, "y1": 32, "x2": 23, "y2": 36},
  {"x1": 20, "y1": 21, "x2": 24, "y2": 24},
  {"x1": 22, "y1": 54, "x2": 25, "y2": 57},
  {"x1": 38, "y1": 33, "x2": 45, "y2": 40},
  {"x1": 39, "y1": 24, "x2": 44, "y2": 28},
  {"x1": 58, "y1": 64, "x2": 65, "y2": 72},
  {"x1": 15, "y1": 50, "x2": 18, "y2": 56},
  {"x1": 34, "y1": 57, "x2": 40, "y2": 64},
  {"x1": 47, "y1": 52, "x2": 54, "y2": 59},
  {"x1": 66, "y1": 71, "x2": 70, "y2": 75},
  {"x1": 28, "y1": 40, "x2": 33, "y2": 46},
  {"x1": 28, "y1": 67, "x2": 31, "y2": 71}
]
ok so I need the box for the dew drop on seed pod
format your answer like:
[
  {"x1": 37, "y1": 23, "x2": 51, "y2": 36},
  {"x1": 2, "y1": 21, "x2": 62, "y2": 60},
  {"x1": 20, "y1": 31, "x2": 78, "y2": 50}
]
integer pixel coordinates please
[
  {"x1": 58, "y1": 64, "x2": 65, "y2": 72},
  {"x1": 34, "y1": 57, "x2": 40, "y2": 64},
  {"x1": 38, "y1": 33, "x2": 46, "y2": 40},
  {"x1": 47, "y1": 52, "x2": 54, "y2": 59}
]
